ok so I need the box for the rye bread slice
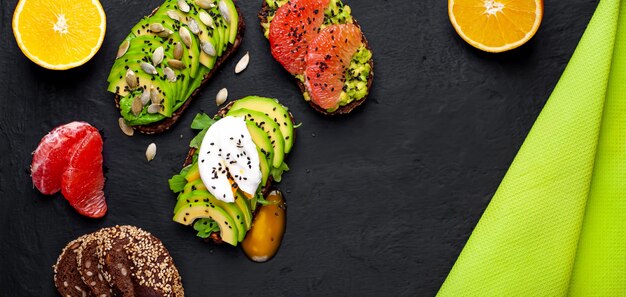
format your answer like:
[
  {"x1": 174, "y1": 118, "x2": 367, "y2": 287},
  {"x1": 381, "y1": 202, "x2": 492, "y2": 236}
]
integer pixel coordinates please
[
  {"x1": 258, "y1": 1, "x2": 374, "y2": 115},
  {"x1": 77, "y1": 229, "x2": 114, "y2": 297},
  {"x1": 179, "y1": 100, "x2": 296, "y2": 244},
  {"x1": 114, "y1": 2, "x2": 246, "y2": 135},
  {"x1": 99, "y1": 226, "x2": 184, "y2": 297},
  {"x1": 53, "y1": 236, "x2": 94, "y2": 297}
]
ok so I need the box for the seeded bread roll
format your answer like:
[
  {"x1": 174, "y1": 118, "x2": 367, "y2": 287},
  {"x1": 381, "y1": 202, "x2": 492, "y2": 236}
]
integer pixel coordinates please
[
  {"x1": 114, "y1": 3, "x2": 246, "y2": 135},
  {"x1": 77, "y1": 229, "x2": 114, "y2": 297},
  {"x1": 100, "y1": 226, "x2": 184, "y2": 297},
  {"x1": 53, "y1": 236, "x2": 94, "y2": 297},
  {"x1": 258, "y1": 1, "x2": 374, "y2": 115}
]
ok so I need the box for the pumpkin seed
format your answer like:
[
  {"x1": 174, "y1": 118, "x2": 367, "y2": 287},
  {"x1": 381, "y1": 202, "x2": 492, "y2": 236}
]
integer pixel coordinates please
[
  {"x1": 219, "y1": 0, "x2": 230, "y2": 23},
  {"x1": 164, "y1": 67, "x2": 177, "y2": 82},
  {"x1": 149, "y1": 23, "x2": 164, "y2": 33},
  {"x1": 179, "y1": 26, "x2": 192, "y2": 48},
  {"x1": 131, "y1": 96, "x2": 143, "y2": 116},
  {"x1": 150, "y1": 86, "x2": 160, "y2": 104},
  {"x1": 167, "y1": 59, "x2": 187, "y2": 70},
  {"x1": 157, "y1": 29, "x2": 173, "y2": 38},
  {"x1": 196, "y1": 0, "x2": 214, "y2": 9},
  {"x1": 140, "y1": 62, "x2": 158, "y2": 75},
  {"x1": 188, "y1": 19, "x2": 201, "y2": 35},
  {"x1": 147, "y1": 104, "x2": 163, "y2": 114},
  {"x1": 173, "y1": 42, "x2": 184, "y2": 60},
  {"x1": 152, "y1": 46, "x2": 164, "y2": 66},
  {"x1": 125, "y1": 69, "x2": 137, "y2": 89},
  {"x1": 235, "y1": 52, "x2": 249, "y2": 74},
  {"x1": 146, "y1": 143, "x2": 157, "y2": 162},
  {"x1": 116, "y1": 40, "x2": 129, "y2": 59},
  {"x1": 178, "y1": 0, "x2": 190, "y2": 13},
  {"x1": 118, "y1": 118, "x2": 134, "y2": 136},
  {"x1": 200, "y1": 40, "x2": 216, "y2": 56},
  {"x1": 199, "y1": 11, "x2": 215, "y2": 28},
  {"x1": 216, "y1": 88, "x2": 228, "y2": 106},
  {"x1": 166, "y1": 10, "x2": 180, "y2": 21},
  {"x1": 140, "y1": 87, "x2": 151, "y2": 105}
]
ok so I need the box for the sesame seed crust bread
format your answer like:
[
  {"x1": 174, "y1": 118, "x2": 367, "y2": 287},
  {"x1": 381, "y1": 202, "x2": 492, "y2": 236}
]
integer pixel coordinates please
[
  {"x1": 114, "y1": 2, "x2": 246, "y2": 135},
  {"x1": 258, "y1": 1, "x2": 374, "y2": 116},
  {"x1": 100, "y1": 226, "x2": 184, "y2": 297},
  {"x1": 53, "y1": 235, "x2": 95, "y2": 297},
  {"x1": 180, "y1": 100, "x2": 296, "y2": 244}
]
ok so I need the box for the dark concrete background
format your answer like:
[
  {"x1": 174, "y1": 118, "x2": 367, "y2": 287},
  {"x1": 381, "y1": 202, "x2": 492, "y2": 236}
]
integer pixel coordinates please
[{"x1": 0, "y1": 0, "x2": 599, "y2": 296}]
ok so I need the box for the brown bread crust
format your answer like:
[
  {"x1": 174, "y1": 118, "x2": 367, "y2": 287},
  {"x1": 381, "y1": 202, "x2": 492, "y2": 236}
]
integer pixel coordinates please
[
  {"x1": 114, "y1": 2, "x2": 246, "y2": 135},
  {"x1": 257, "y1": 1, "x2": 374, "y2": 115}
]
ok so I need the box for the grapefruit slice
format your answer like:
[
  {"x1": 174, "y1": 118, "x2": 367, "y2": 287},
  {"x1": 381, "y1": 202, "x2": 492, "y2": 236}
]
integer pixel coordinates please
[
  {"x1": 269, "y1": 0, "x2": 329, "y2": 74},
  {"x1": 304, "y1": 23, "x2": 363, "y2": 110},
  {"x1": 31, "y1": 122, "x2": 107, "y2": 218},
  {"x1": 61, "y1": 131, "x2": 106, "y2": 218},
  {"x1": 31, "y1": 122, "x2": 95, "y2": 194}
]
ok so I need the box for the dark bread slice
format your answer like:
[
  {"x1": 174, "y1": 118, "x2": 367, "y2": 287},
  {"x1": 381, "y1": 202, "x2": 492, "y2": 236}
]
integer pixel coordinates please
[
  {"x1": 100, "y1": 226, "x2": 184, "y2": 297},
  {"x1": 180, "y1": 100, "x2": 295, "y2": 244},
  {"x1": 258, "y1": 1, "x2": 374, "y2": 115},
  {"x1": 77, "y1": 229, "x2": 114, "y2": 297},
  {"x1": 114, "y1": 2, "x2": 246, "y2": 135},
  {"x1": 53, "y1": 236, "x2": 94, "y2": 297}
]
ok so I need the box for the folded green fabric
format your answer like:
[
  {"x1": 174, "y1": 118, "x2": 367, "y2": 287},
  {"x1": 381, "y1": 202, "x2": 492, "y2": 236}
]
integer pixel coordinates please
[{"x1": 438, "y1": 0, "x2": 625, "y2": 296}]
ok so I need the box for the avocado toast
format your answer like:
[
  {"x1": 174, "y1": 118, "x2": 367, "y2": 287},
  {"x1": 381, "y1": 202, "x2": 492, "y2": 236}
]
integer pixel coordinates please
[
  {"x1": 259, "y1": 0, "x2": 374, "y2": 115},
  {"x1": 108, "y1": 0, "x2": 245, "y2": 134},
  {"x1": 168, "y1": 96, "x2": 295, "y2": 249}
]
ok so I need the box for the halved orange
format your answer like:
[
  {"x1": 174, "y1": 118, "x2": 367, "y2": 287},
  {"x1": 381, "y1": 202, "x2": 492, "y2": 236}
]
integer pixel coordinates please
[
  {"x1": 449, "y1": 0, "x2": 543, "y2": 53},
  {"x1": 12, "y1": 0, "x2": 106, "y2": 70}
]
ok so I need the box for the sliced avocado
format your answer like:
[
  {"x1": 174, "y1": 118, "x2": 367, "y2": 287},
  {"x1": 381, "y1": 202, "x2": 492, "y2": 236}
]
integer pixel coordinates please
[
  {"x1": 184, "y1": 2, "x2": 220, "y2": 69},
  {"x1": 185, "y1": 163, "x2": 200, "y2": 182},
  {"x1": 130, "y1": 14, "x2": 201, "y2": 80},
  {"x1": 257, "y1": 149, "x2": 270, "y2": 187},
  {"x1": 211, "y1": 9, "x2": 225, "y2": 56},
  {"x1": 173, "y1": 202, "x2": 239, "y2": 246},
  {"x1": 231, "y1": 96, "x2": 295, "y2": 154},
  {"x1": 219, "y1": 0, "x2": 239, "y2": 44},
  {"x1": 227, "y1": 109, "x2": 285, "y2": 167},
  {"x1": 108, "y1": 36, "x2": 183, "y2": 117},
  {"x1": 246, "y1": 121, "x2": 274, "y2": 165},
  {"x1": 127, "y1": 18, "x2": 190, "y2": 105},
  {"x1": 219, "y1": 15, "x2": 230, "y2": 54},
  {"x1": 177, "y1": 190, "x2": 246, "y2": 242},
  {"x1": 234, "y1": 192, "x2": 252, "y2": 231},
  {"x1": 183, "y1": 178, "x2": 208, "y2": 194},
  {"x1": 174, "y1": 190, "x2": 209, "y2": 214}
]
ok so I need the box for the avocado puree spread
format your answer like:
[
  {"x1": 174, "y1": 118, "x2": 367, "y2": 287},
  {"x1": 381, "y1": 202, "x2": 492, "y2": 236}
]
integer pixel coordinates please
[{"x1": 263, "y1": 0, "x2": 371, "y2": 112}]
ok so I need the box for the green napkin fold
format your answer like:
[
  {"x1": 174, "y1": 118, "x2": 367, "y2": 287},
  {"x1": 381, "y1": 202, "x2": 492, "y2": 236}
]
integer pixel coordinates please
[{"x1": 438, "y1": 0, "x2": 625, "y2": 296}]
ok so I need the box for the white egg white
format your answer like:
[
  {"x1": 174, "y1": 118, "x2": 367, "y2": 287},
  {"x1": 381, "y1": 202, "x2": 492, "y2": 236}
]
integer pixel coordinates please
[{"x1": 198, "y1": 116, "x2": 262, "y2": 203}]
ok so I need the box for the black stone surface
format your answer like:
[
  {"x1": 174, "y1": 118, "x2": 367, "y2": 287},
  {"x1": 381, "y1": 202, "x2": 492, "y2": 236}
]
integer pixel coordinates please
[{"x1": 0, "y1": 0, "x2": 600, "y2": 296}]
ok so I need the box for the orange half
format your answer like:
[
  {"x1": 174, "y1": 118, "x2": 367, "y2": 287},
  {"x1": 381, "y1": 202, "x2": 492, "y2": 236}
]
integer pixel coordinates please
[
  {"x1": 12, "y1": 0, "x2": 106, "y2": 70},
  {"x1": 449, "y1": 0, "x2": 543, "y2": 53}
]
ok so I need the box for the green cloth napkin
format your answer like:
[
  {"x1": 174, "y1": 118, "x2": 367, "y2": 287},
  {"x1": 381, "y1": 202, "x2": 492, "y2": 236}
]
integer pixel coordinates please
[{"x1": 438, "y1": 0, "x2": 625, "y2": 296}]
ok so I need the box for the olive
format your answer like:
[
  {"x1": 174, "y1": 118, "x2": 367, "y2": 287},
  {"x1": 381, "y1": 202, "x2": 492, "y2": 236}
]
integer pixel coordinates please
[{"x1": 242, "y1": 190, "x2": 286, "y2": 262}]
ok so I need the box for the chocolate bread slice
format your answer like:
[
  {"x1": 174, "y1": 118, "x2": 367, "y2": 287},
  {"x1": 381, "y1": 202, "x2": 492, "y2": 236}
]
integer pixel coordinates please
[{"x1": 53, "y1": 236, "x2": 94, "y2": 297}]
